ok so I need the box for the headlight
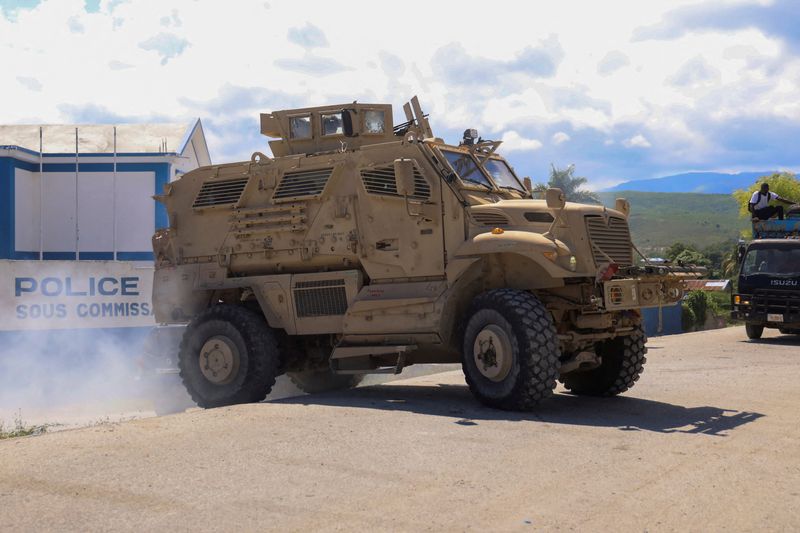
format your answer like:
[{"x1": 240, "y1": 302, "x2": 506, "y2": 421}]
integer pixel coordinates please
[{"x1": 569, "y1": 255, "x2": 577, "y2": 271}]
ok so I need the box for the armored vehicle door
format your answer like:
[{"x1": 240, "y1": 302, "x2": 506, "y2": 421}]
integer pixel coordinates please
[{"x1": 354, "y1": 154, "x2": 444, "y2": 279}]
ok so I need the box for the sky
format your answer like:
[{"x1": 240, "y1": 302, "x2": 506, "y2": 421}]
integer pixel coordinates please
[{"x1": 1, "y1": 0, "x2": 799, "y2": 189}]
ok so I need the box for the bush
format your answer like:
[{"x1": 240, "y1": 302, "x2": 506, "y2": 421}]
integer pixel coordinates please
[
  {"x1": 682, "y1": 303, "x2": 697, "y2": 332},
  {"x1": 685, "y1": 290, "x2": 709, "y2": 326}
]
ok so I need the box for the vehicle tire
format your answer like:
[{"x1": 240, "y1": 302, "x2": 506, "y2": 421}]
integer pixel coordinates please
[
  {"x1": 561, "y1": 326, "x2": 647, "y2": 397},
  {"x1": 461, "y1": 289, "x2": 560, "y2": 411},
  {"x1": 745, "y1": 323, "x2": 764, "y2": 339},
  {"x1": 287, "y1": 369, "x2": 363, "y2": 394},
  {"x1": 179, "y1": 305, "x2": 280, "y2": 408}
]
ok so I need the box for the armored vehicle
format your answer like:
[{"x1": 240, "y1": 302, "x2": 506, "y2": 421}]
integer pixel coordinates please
[
  {"x1": 732, "y1": 215, "x2": 800, "y2": 339},
  {"x1": 151, "y1": 97, "x2": 685, "y2": 410}
]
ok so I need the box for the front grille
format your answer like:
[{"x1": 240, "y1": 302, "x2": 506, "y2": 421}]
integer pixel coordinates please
[
  {"x1": 752, "y1": 289, "x2": 800, "y2": 315},
  {"x1": 293, "y1": 279, "x2": 348, "y2": 317},
  {"x1": 192, "y1": 178, "x2": 248, "y2": 208},
  {"x1": 273, "y1": 168, "x2": 333, "y2": 201},
  {"x1": 585, "y1": 215, "x2": 633, "y2": 267},
  {"x1": 360, "y1": 165, "x2": 431, "y2": 199},
  {"x1": 471, "y1": 211, "x2": 511, "y2": 226}
]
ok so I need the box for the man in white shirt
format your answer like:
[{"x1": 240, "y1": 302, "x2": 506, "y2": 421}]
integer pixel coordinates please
[{"x1": 749, "y1": 183, "x2": 794, "y2": 221}]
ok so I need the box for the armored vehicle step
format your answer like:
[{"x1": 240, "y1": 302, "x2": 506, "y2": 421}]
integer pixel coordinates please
[{"x1": 330, "y1": 344, "x2": 417, "y2": 374}]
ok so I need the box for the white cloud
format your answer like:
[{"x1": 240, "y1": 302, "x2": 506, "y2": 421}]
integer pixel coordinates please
[
  {"x1": 500, "y1": 131, "x2": 543, "y2": 152},
  {"x1": 552, "y1": 131, "x2": 570, "y2": 144},
  {"x1": 0, "y1": 0, "x2": 796, "y2": 180},
  {"x1": 623, "y1": 134, "x2": 652, "y2": 148}
]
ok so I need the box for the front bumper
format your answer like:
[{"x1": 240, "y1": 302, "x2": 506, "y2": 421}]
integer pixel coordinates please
[{"x1": 602, "y1": 277, "x2": 684, "y2": 311}]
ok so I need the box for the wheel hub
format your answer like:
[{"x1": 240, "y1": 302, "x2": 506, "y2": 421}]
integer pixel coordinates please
[
  {"x1": 473, "y1": 325, "x2": 513, "y2": 382},
  {"x1": 199, "y1": 336, "x2": 240, "y2": 385}
]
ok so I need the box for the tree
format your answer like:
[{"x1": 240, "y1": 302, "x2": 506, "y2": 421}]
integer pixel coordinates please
[
  {"x1": 732, "y1": 172, "x2": 800, "y2": 218},
  {"x1": 534, "y1": 164, "x2": 600, "y2": 204}
]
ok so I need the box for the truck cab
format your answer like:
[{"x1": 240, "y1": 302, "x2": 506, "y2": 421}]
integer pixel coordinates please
[{"x1": 732, "y1": 218, "x2": 800, "y2": 338}]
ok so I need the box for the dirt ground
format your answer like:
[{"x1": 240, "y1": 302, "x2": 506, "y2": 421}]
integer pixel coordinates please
[{"x1": 1, "y1": 326, "x2": 799, "y2": 532}]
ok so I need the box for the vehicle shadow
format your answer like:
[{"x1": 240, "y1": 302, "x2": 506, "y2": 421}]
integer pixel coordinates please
[
  {"x1": 740, "y1": 335, "x2": 800, "y2": 346},
  {"x1": 274, "y1": 382, "x2": 763, "y2": 437}
]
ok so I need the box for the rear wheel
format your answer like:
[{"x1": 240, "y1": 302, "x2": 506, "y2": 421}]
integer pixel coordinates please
[
  {"x1": 179, "y1": 305, "x2": 280, "y2": 408},
  {"x1": 561, "y1": 326, "x2": 647, "y2": 397},
  {"x1": 287, "y1": 369, "x2": 363, "y2": 394},
  {"x1": 461, "y1": 289, "x2": 560, "y2": 411},
  {"x1": 745, "y1": 324, "x2": 764, "y2": 339}
]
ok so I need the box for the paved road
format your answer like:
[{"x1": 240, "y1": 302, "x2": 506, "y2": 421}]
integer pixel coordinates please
[{"x1": 1, "y1": 327, "x2": 799, "y2": 532}]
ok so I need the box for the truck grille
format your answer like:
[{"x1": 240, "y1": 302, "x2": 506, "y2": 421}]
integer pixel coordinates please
[
  {"x1": 360, "y1": 165, "x2": 430, "y2": 199},
  {"x1": 293, "y1": 279, "x2": 348, "y2": 317},
  {"x1": 273, "y1": 168, "x2": 333, "y2": 201},
  {"x1": 752, "y1": 289, "x2": 800, "y2": 315},
  {"x1": 585, "y1": 215, "x2": 633, "y2": 267},
  {"x1": 192, "y1": 178, "x2": 249, "y2": 208}
]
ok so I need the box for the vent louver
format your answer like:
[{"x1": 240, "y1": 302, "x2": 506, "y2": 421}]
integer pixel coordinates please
[
  {"x1": 471, "y1": 211, "x2": 511, "y2": 226},
  {"x1": 192, "y1": 178, "x2": 249, "y2": 208},
  {"x1": 293, "y1": 279, "x2": 348, "y2": 317},
  {"x1": 360, "y1": 165, "x2": 431, "y2": 199},
  {"x1": 273, "y1": 168, "x2": 333, "y2": 201},
  {"x1": 585, "y1": 215, "x2": 633, "y2": 267}
]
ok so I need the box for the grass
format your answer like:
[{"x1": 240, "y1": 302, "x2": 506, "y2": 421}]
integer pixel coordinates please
[
  {"x1": 0, "y1": 410, "x2": 49, "y2": 440},
  {"x1": 598, "y1": 191, "x2": 749, "y2": 254}
]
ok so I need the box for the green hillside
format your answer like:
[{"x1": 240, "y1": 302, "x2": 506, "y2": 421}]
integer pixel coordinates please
[{"x1": 596, "y1": 191, "x2": 749, "y2": 255}]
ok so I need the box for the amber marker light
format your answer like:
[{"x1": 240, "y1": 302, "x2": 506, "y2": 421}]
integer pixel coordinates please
[{"x1": 491, "y1": 227, "x2": 504, "y2": 234}]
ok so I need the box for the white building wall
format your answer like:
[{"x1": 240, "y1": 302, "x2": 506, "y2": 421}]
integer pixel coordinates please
[
  {"x1": 42, "y1": 172, "x2": 78, "y2": 253},
  {"x1": 14, "y1": 169, "x2": 41, "y2": 252},
  {"x1": 113, "y1": 172, "x2": 155, "y2": 252}
]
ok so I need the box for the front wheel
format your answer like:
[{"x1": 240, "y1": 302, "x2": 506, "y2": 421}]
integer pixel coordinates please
[
  {"x1": 461, "y1": 289, "x2": 560, "y2": 411},
  {"x1": 179, "y1": 305, "x2": 280, "y2": 408},
  {"x1": 560, "y1": 326, "x2": 647, "y2": 397},
  {"x1": 745, "y1": 324, "x2": 764, "y2": 339}
]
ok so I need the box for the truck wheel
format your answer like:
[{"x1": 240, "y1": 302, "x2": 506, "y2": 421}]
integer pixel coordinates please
[
  {"x1": 287, "y1": 369, "x2": 363, "y2": 394},
  {"x1": 461, "y1": 289, "x2": 560, "y2": 410},
  {"x1": 745, "y1": 324, "x2": 764, "y2": 339},
  {"x1": 560, "y1": 326, "x2": 647, "y2": 397},
  {"x1": 179, "y1": 305, "x2": 280, "y2": 408}
]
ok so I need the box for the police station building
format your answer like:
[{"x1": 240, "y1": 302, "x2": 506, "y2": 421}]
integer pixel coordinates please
[{"x1": 0, "y1": 121, "x2": 210, "y2": 337}]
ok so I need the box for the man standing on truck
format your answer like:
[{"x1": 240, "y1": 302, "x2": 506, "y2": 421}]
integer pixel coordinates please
[{"x1": 749, "y1": 183, "x2": 795, "y2": 220}]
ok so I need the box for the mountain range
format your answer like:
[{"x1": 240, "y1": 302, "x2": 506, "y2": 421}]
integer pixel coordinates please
[{"x1": 603, "y1": 171, "x2": 774, "y2": 194}]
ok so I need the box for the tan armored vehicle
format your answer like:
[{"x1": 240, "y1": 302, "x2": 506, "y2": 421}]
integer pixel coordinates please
[{"x1": 151, "y1": 97, "x2": 684, "y2": 410}]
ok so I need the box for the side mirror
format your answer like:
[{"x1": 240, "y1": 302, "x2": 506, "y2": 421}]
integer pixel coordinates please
[
  {"x1": 615, "y1": 198, "x2": 631, "y2": 217},
  {"x1": 523, "y1": 177, "x2": 532, "y2": 192},
  {"x1": 393, "y1": 159, "x2": 415, "y2": 197},
  {"x1": 737, "y1": 242, "x2": 746, "y2": 264},
  {"x1": 545, "y1": 188, "x2": 566, "y2": 209}
]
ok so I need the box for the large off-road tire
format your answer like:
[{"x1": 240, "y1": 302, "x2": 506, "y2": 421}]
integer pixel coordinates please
[
  {"x1": 287, "y1": 369, "x2": 363, "y2": 394},
  {"x1": 746, "y1": 323, "x2": 764, "y2": 339},
  {"x1": 461, "y1": 289, "x2": 560, "y2": 411},
  {"x1": 561, "y1": 326, "x2": 647, "y2": 397},
  {"x1": 179, "y1": 305, "x2": 280, "y2": 408}
]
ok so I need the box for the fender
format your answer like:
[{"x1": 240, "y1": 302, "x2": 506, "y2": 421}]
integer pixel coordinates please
[{"x1": 448, "y1": 230, "x2": 574, "y2": 281}]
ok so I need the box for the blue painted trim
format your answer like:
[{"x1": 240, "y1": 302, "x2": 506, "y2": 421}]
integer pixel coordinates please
[
  {"x1": 78, "y1": 251, "x2": 115, "y2": 260},
  {"x1": 117, "y1": 251, "x2": 154, "y2": 261},
  {"x1": 11, "y1": 251, "x2": 41, "y2": 260},
  {"x1": 43, "y1": 251, "x2": 77, "y2": 260},
  {"x1": 0, "y1": 158, "x2": 13, "y2": 259}
]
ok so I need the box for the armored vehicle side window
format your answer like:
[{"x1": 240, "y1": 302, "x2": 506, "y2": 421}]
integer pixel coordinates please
[
  {"x1": 484, "y1": 159, "x2": 525, "y2": 193},
  {"x1": 441, "y1": 150, "x2": 491, "y2": 189},
  {"x1": 321, "y1": 113, "x2": 344, "y2": 136},
  {"x1": 364, "y1": 110, "x2": 385, "y2": 134},
  {"x1": 290, "y1": 116, "x2": 312, "y2": 139}
]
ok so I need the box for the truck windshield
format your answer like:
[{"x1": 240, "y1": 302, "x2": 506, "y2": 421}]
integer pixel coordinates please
[
  {"x1": 441, "y1": 150, "x2": 492, "y2": 189},
  {"x1": 742, "y1": 248, "x2": 800, "y2": 276},
  {"x1": 483, "y1": 158, "x2": 525, "y2": 193}
]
